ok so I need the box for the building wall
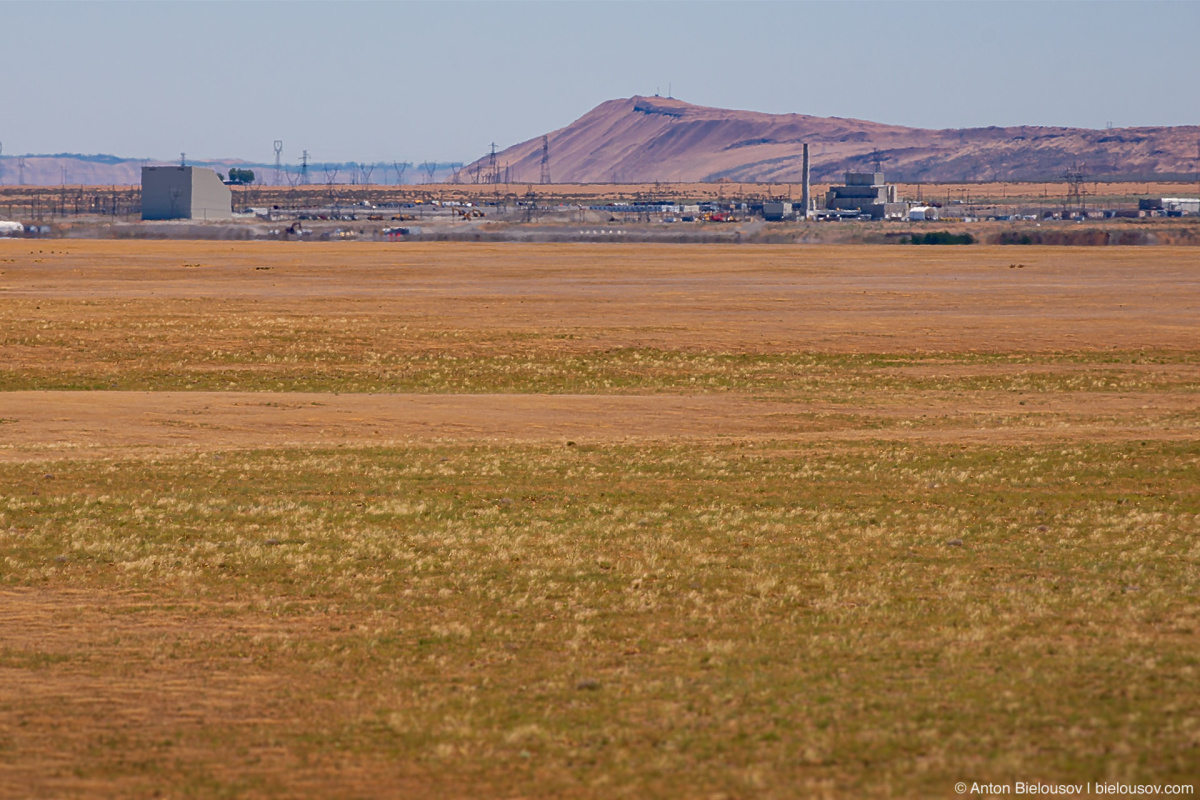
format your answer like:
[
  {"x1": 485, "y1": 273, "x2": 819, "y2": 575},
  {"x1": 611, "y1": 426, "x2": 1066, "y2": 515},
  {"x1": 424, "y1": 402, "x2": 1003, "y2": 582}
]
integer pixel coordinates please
[
  {"x1": 189, "y1": 168, "x2": 233, "y2": 220},
  {"x1": 763, "y1": 201, "x2": 792, "y2": 221},
  {"x1": 142, "y1": 166, "x2": 232, "y2": 220},
  {"x1": 845, "y1": 172, "x2": 885, "y2": 187},
  {"x1": 142, "y1": 167, "x2": 191, "y2": 220}
]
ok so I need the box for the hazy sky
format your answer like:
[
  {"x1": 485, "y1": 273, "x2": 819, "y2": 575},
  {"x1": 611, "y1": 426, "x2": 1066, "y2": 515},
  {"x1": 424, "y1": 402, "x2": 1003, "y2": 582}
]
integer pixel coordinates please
[{"x1": 1, "y1": 1, "x2": 1196, "y2": 165}]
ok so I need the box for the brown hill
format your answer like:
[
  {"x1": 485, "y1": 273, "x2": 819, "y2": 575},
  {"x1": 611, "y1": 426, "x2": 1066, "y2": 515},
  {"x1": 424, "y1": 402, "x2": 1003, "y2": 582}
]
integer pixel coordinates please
[{"x1": 462, "y1": 96, "x2": 1200, "y2": 184}]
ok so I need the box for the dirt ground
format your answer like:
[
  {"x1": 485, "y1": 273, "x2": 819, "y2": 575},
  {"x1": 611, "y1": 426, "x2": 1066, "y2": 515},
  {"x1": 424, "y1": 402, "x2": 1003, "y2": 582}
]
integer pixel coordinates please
[
  {"x1": 1, "y1": 241, "x2": 1197, "y2": 798},
  {"x1": 2, "y1": 240, "x2": 1198, "y2": 352},
  {"x1": 0, "y1": 389, "x2": 1197, "y2": 462},
  {"x1": 2, "y1": 240, "x2": 1197, "y2": 457}
]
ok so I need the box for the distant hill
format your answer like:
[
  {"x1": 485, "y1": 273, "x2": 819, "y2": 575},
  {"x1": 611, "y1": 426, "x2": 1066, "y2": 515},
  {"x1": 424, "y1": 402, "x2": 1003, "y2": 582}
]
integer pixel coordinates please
[
  {"x1": 5, "y1": 99, "x2": 1198, "y2": 188},
  {"x1": 0, "y1": 155, "x2": 451, "y2": 187},
  {"x1": 0, "y1": 154, "x2": 260, "y2": 187},
  {"x1": 462, "y1": 96, "x2": 1200, "y2": 184}
]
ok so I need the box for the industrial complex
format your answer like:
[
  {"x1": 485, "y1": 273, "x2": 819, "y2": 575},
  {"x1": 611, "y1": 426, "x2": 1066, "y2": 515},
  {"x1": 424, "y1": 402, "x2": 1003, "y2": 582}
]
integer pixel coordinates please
[{"x1": 0, "y1": 141, "x2": 1197, "y2": 241}]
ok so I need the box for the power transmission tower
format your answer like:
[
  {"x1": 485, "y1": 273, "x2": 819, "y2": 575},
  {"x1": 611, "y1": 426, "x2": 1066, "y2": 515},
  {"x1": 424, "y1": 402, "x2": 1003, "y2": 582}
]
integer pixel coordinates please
[
  {"x1": 273, "y1": 140, "x2": 283, "y2": 186},
  {"x1": 393, "y1": 161, "x2": 409, "y2": 185},
  {"x1": 487, "y1": 143, "x2": 500, "y2": 184},
  {"x1": 360, "y1": 163, "x2": 373, "y2": 186},
  {"x1": 1064, "y1": 162, "x2": 1087, "y2": 215},
  {"x1": 300, "y1": 151, "x2": 310, "y2": 185},
  {"x1": 540, "y1": 135, "x2": 551, "y2": 184},
  {"x1": 324, "y1": 166, "x2": 339, "y2": 203},
  {"x1": 180, "y1": 152, "x2": 186, "y2": 167},
  {"x1": 421, "y1": 160, "x2": 437, "y2": 183},
  {"x1": 18, "y1": 156, "x2": 25, "y2": 186}
]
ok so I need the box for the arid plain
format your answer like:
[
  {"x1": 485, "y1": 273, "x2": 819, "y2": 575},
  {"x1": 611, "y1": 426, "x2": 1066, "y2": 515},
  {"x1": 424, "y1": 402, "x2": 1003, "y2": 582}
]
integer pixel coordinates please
[{"x1": 1, "y1": 241, "x2": 1198, "y2": 798}]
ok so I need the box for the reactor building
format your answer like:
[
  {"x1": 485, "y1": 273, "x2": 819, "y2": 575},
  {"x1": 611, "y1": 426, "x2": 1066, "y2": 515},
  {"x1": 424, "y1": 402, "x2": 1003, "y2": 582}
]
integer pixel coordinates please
[{"x1": 141, "y1": 166, "x2": 233, "y2": 221}]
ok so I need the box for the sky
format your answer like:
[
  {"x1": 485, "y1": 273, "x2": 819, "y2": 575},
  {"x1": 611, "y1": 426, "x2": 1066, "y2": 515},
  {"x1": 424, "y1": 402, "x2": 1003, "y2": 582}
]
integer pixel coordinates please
[{"x1": 0, "y1": 1, "x2": 1196, "y2": 165}]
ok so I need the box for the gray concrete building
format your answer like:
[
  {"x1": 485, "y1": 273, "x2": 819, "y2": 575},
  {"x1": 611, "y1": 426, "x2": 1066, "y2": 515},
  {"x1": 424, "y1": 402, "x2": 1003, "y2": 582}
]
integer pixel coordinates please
[
  {"x1": 825, "y1": 172, "x2": 906, "y2": 220},
  {"x1": 1138, "y1": 197, "x2": 1200, "y2": 215},
  {"x1": 763, "y1": 201, "x2": 793, "y2": 221},
  {"x1": 141, "y1": 166, "x2": 232, "y2": 221}
]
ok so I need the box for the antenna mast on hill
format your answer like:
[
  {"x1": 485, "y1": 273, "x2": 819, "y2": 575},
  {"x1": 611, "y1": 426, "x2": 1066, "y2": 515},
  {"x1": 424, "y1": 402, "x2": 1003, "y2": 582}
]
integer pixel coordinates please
[
  {"x1": 540, "y1": 136, "x2": 551, "y2": 185},
  {"x1": 273, "y1": 140, "x2": 284, "y2": 186}
]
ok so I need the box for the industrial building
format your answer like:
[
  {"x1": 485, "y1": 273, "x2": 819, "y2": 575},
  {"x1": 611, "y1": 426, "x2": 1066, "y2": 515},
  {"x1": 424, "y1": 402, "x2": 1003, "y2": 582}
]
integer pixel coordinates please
[
  {"x1": 763, "y1": 201, "x2": 793, "y2": 221},
  {"x1": 1138, "y1": 197, "x2": 1200, "y2": 215},
  {"x1": 825, "y1": 172, "x2": 906, "y2": 220},
  {"x1": 141, "y1": 166, "x2": 232, "y2": 221}
]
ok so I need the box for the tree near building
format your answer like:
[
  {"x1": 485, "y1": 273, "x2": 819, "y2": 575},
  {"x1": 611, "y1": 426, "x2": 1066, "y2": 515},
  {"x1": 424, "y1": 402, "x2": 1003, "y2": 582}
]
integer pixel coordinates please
[{"x1": 227, "y1": 168, "x2": 255, "y2": 185}]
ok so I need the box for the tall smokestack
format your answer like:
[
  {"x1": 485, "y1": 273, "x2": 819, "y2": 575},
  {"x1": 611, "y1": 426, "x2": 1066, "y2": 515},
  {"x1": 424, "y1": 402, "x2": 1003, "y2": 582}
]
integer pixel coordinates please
[{"x1": 801, "y1": 143, "x2": 811, "y2": 220}]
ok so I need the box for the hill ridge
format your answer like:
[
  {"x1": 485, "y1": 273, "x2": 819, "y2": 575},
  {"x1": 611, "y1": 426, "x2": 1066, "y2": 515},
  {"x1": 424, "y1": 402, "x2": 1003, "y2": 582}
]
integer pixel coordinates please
[{"x1": 462, "y1": 95, "x2": 1200, "y2": 184}]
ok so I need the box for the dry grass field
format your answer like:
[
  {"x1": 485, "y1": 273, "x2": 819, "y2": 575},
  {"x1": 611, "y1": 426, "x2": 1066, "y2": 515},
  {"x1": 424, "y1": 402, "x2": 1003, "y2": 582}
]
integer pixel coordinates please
[{"x1": 1, "y1": 241, "x2": 1198, "y2": 798}]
